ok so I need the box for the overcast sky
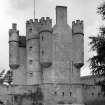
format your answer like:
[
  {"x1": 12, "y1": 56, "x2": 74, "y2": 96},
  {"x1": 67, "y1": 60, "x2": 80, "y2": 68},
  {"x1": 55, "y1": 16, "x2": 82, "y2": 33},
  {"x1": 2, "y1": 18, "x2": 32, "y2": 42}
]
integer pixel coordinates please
[{"x1": 0, "y1": 0, "x2": 104, "y2": 75}]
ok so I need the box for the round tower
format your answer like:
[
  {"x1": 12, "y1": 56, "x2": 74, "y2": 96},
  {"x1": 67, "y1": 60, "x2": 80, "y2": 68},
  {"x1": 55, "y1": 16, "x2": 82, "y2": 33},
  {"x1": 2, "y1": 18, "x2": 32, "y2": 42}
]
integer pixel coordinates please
[
  {"x1": 39, "y1": 17, "x2": 53, "y2": 68},
  {"x1": 26, "y1": 19, "x2": 41, "y2": 85},
  {"x1": 72, "y1": 20, "x2": 84, "y2": 105},
  {"x1": 9, "y1": 23, "x2": 19, "y2": 69},
  {"x1": 72, "y1": 20, "x2": 84, "y2": 83}
]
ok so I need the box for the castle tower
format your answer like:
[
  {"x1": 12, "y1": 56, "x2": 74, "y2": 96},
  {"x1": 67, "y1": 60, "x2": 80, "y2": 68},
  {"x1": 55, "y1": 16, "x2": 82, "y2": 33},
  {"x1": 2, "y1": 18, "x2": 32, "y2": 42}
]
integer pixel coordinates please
[
  {"x1": 39, "y1": 17, "x2": 53, "y2": 68},
  {"x1": 71, "y1": 20, "x2": 84, "y2": 105},
  {"x1": 38, "y1": 17, "x2": 54, "y2": 84},
  {"x1": 9, "y1": 23, "x2": 19, "y2": 70},
  {"x1": 26, "y1": 19, "x2": 42, "y2": 85},
  {"x1": 72, "y1": 20, "x2": 84, "y2": 83}
]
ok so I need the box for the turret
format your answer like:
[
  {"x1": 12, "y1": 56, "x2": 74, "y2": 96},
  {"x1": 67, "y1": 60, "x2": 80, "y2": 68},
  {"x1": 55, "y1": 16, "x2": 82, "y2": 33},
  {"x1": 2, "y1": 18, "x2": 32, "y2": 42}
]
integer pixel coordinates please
[
  {"x1": 39, "y1": 17, "x2": 53, "y2": 68},
  {"x1": 71, "y1": 20, "x2": 84, "y2": 84},
  {"x1": 9, "y1": 23, "x2": 19, "y2": 69},
  {"x1": 26, "y1": 19, "x2": 42, "y2": 85},
  {"x1": 72, "y1": 20, "x2": 84, "y2": 69},
  {"x1": 71, "y1": 20, "x2": 84, "y2": 104}
]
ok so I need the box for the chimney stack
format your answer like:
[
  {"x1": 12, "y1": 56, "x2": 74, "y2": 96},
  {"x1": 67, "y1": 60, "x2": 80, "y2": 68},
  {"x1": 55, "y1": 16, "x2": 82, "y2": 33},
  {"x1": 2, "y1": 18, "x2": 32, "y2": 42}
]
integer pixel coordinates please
[{"x1": 56, "y1": 6, "x2": 67, "y2": 25}]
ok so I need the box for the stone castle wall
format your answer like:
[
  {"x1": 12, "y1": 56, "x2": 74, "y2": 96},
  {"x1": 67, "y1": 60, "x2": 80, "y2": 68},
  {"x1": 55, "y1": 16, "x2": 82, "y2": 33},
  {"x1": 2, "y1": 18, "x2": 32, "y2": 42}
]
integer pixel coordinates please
[{"x1": 0, "y1": 5, "x2": 104, "y2": 105}]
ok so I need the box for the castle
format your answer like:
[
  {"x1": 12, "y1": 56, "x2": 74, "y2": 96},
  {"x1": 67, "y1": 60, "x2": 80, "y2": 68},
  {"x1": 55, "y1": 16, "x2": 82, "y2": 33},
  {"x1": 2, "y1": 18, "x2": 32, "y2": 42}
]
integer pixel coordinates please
[{"x1": 0, "y1": 6, "x2": 104, "y2": 105}]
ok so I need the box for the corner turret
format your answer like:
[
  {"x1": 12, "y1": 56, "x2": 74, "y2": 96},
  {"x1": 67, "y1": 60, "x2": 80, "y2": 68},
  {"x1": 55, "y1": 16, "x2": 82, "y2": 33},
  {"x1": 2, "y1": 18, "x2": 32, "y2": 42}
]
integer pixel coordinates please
[
  {"x1": 72, "y1": 20, "x2": 84, "y2": 68},
  {"x1": 71, "y1": 20, "x2": 84, "y2": 85},
  {"x1": 72, "y1": 20, "x2": 84, "y2": 35},
  {"x1": 9, "y1": 23, "x2": 19, "y2": 69},
  {"x1": 39, "y1": 17, "x2": 53, "y2": 68}
]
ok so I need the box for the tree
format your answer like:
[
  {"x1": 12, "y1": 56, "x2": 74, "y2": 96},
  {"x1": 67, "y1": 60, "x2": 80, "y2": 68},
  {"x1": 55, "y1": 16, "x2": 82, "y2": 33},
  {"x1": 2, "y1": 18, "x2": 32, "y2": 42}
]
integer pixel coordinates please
[
  {"x1": 0, "y1": 69, "x2": 5, "y2": 84},
  {"x1": 4, "y1": 70, "x2": 13, "y2": 85},
  {"x1": 89, "y1": 2, "x2": 105, "y2": 92}
]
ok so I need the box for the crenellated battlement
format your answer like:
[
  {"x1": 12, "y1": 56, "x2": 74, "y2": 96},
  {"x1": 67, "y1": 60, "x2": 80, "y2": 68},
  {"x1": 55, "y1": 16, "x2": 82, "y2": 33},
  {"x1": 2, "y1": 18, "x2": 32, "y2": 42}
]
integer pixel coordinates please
[
  {"x1": 9, "y1": 23, "x2": 18, "y2": 33},
  {"x1": 39, "y1": 17, "x2": 52, "y2": 33},
  {"x1": 39, "y1": 17, "x2": 52, "y2": 25},
  {"x1": 72, "y1": 20, "x2": 84, "y2": 35},
  {"x1": 26, "y1": 17, "x2": 52, "y2": 26},
  {"x1": 26, "y1": 17, "x2": 52, "y2": 40},
  {"x1": 9, "y1": 23, "x2": 19, "y2": 42},
  {"x1": 72, "y1": 20, "x2": 83, "y2": 25},
  {"x1": 12, "y1": 23, "x2": 17, "y2": 30}
]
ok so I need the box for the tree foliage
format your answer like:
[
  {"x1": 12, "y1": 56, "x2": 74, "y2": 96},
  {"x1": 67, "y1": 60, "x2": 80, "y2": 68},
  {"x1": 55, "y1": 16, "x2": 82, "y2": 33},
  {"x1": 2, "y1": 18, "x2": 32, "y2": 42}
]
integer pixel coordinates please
[
  {"x1": 89, "y1": 29, "x2": 105, "y2": 75},
  {"x1": 0, "y1": 69, "x2": 5, "y2": 84},
  {"x1": 4, "y1": 70, "x2": 13, "y2": 85},
  {"x1": 0, "y1": 69, "x2": 13, "y2": 85},
  {"x1": 89, "y1": 2, "x2": 105, "y2": 92},
  {"x1": 97, "y1": 2, "x2": 105, "y2": 20}
]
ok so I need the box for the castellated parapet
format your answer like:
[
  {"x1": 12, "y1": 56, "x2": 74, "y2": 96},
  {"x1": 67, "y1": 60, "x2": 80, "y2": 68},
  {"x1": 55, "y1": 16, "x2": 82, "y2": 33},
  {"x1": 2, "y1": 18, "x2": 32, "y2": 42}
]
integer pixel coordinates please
[
  {"x1": 26, "y1": 19, "x2": 39, "y2": 40},
  {"x1": 72, "y1": 20, "x2": 84, "y2": 35}
]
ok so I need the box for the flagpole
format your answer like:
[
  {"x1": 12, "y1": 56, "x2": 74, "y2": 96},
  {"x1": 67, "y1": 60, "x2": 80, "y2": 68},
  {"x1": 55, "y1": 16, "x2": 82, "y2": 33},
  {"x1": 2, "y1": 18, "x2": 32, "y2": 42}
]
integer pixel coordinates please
[{"x1": 34, "y1": 0, "x2": 35, "y2": 20}]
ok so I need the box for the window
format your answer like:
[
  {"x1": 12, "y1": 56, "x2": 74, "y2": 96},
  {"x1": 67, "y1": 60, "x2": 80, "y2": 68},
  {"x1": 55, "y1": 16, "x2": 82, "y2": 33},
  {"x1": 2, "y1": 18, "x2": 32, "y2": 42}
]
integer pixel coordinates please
[
  {"x1": 29, "y1": 28, "x2": 32, "y2": 33},
  {"x1": 91, "y1": 92, "x2": 94, "y2": 96},
  {"x1": 29, "y1": 72, "x2": 33, "y2": 77},
  {"x1": 98, "y1": 93, "x2": 101, "y2": 96},
  {"x1": 10, "y1": 53, "x2": 11, "y2": 57},
  {"x1": 42, "y1": 36, "x2": 44, "y2": 40},
  {"x1": 54, "y1": 91, "x2": 57, "y2": 95},
  {"x1": 62, "y1": 92, "x2": 64, "y2": 96},
  {"x1": 29, "y1": 46, "x2": 32, "y2": 51},
  {"x1": 29, "y1": 60, "x2": 33, "y2": 64},
  {"x1": 42, "y1": 50, "x2": 44, "y2": 55},
  {"x1": 70, "y1": 92, "x2": 72, "y2": 96}
]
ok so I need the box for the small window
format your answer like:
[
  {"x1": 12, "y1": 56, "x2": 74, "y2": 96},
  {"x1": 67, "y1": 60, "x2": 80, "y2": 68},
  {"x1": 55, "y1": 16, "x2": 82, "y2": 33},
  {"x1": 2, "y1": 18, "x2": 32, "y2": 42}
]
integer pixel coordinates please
[
  {"x1": 54, "y1": 91, "x2": 57, "y2": 95},
  {"x1": 70, "y1": 92, "x2": 72, "y2": 96},
  {"x1": 62, "y1": 92, "x2": 64, "y2": 96},
  {"x1": 42, "y1": 36, "x2": 44, "y2": 40},
  {"x1": 29, "y1": 46, "x2": 32, "y2": 51},
  {"x1": 29, "y1": 60, "x2": 33, "y2": 64},
  {"x1": 29, "y1": 72, "x2": 33, "y2": 77},
  {"x1": 91, "y1": 92, "x2": 94, "y2": 96},
  {"x1": 29, "y1": 28, "x2": 32, "y2": 33},
  {"x1": 98, "y1": 93, "x2": 101, "y2": 96},
  {"x1": 42, "y1": 50, "x2": 44, "y2": 55},
  {"x1": 10, "y1": 54, "x2": 11, "y2": 57}
]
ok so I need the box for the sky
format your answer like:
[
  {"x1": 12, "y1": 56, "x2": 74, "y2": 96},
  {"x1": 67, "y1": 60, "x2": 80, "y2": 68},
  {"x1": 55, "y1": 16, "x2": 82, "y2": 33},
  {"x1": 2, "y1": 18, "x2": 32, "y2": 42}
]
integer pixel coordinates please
[{"x1": 0, "y1": 0, "x2": 104, "y2": 76}]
